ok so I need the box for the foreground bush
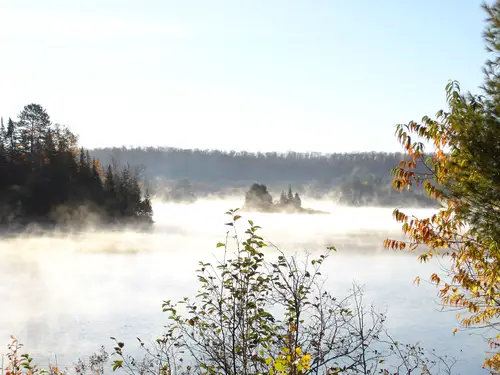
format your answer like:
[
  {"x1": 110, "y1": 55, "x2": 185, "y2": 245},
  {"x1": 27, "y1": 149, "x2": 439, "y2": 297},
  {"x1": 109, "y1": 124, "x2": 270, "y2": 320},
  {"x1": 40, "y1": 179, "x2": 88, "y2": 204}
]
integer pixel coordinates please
[{"x1": 111, "y1": 209, "x2": 456, "y2": 375}]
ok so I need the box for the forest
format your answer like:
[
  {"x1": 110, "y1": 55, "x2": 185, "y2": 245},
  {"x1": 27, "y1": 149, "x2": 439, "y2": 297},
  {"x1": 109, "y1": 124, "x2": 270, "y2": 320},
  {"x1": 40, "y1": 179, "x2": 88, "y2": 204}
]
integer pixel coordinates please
[
  {"x1": 90, "y1": 146, "x2": 436, "y2": 207},
  {"x1": 0, "y1": 104, "x2": 153, "y2": 229}
]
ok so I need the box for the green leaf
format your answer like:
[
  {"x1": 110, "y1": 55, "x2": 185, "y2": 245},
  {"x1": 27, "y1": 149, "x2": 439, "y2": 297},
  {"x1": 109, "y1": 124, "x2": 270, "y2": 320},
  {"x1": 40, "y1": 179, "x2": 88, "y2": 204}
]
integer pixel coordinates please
[
  {"x1": 216, "y1": 242, "x2": 225, "y2": 248},
  {"x1": 112, "y1": 360, "x2": 123, "y2": 372}
]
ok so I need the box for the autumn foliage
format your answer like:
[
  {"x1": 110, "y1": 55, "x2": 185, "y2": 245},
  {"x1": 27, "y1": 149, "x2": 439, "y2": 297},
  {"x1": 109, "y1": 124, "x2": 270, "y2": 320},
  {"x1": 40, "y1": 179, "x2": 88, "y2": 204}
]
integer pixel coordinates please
[
  {"x1": 2, "y1": 337, "x2": 64, "y2": 375},
  {"x1": 385, "y1": 2, "x2": 500, "y2": 371}
]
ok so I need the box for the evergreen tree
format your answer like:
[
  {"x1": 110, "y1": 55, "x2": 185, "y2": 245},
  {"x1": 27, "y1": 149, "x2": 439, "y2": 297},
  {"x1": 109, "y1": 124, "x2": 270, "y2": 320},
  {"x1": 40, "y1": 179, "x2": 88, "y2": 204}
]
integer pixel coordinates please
[
  {"x1": 103, "y1": 164, "x2": 117, "y2": 219},
  {"x1": 44, "y1": 128, "x2": 56, "y2": 155},
  {"x1": 279, "y1": 191, "x2": 288, "y2": 205},
  {"x1": 16, "y1": 104, "x2": 51, "y2": 155},
  {"x1": 104, "y1": 165, "x2": 116, "y2": 194},
  {"x1": 293, "y1": 192, "x2": 302, "y2": 209},
  {"x1": 127, "y1": 171, "x2": 143, "y2": 217},
  {"x1": 0, "y1": 118, "x2": 5, "y2": 152},
  {"x1": 244, "y1": 183, "x2": 273, "y2": 210},
  {"x1": 117, "y1": 165, "x2": 130, "y2": 216},
  {"x1": 90, "y1": 160, "x2": 105, "y2": 206},
  {"x1": 139, "y1": 190, "x2": 154, "y2": 223},
  {"x1": 6, "y1": 118, "x2": 17, "y2": 155}
]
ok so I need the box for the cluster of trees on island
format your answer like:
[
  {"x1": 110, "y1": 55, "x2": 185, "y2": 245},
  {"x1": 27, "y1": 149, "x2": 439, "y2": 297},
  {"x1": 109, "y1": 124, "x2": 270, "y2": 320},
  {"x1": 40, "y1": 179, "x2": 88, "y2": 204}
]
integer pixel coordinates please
[
  {"x1": 244, "y1": 183, "x2": 325, "y2": 214},
  {"x1": 0, "y1": 104, "x2": 153, "y2": 228},
  {"x1": 279, "y1": 187, "x2": 302, "y2": 209}
]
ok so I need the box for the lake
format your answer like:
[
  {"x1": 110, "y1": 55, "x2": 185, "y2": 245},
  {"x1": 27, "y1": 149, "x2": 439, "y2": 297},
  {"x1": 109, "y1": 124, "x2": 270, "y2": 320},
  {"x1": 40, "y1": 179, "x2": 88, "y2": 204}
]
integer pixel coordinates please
[{"x1": 0, "y1": 199, "x2": 489, "y2": 374}]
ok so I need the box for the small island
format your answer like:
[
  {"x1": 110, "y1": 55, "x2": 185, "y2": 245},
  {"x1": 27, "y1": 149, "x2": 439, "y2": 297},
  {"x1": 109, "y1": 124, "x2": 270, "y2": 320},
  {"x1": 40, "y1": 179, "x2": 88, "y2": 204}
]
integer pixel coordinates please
[{"x1": 243, "y1": 183, "x2": 328, "y2": 214}]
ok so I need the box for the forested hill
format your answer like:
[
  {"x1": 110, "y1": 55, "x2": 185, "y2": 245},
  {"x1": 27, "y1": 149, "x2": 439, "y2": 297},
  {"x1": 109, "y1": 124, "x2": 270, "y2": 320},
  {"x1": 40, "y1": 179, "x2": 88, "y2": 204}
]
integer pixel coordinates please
[
  {"x1": 90, "y1": 147, "x2": 407, "y2": 185},
  {"x1": 90, "y1": 146, "x2": 436, "y2": 207}
]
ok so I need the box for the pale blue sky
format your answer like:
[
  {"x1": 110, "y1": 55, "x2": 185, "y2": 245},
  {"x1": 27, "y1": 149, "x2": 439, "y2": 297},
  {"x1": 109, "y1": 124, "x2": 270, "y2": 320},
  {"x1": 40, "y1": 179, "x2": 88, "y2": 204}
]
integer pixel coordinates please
[{"x1": 0, "y1": 1, "x2": 490, "y2": 153}]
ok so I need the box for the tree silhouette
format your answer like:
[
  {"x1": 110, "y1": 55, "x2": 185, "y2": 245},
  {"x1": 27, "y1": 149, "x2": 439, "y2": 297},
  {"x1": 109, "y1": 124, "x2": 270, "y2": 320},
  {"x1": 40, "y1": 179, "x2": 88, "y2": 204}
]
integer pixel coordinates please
[
  {"x1": 244, "y1": 183, "x2": 273, "y2": 210},
  {"x1": 0, "y1": 104, "x2": 153, "y2": 228},
  {"x1": 16, "y1": 104, "x2": 51, "y2": 156}
]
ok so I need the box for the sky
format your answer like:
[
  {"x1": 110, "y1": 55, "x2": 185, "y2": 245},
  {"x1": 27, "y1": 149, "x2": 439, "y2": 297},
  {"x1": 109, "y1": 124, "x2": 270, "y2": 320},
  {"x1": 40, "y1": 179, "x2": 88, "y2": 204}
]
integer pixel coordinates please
[{"x1": 0, "y1": 0, "x2": 490, "y2": 153}]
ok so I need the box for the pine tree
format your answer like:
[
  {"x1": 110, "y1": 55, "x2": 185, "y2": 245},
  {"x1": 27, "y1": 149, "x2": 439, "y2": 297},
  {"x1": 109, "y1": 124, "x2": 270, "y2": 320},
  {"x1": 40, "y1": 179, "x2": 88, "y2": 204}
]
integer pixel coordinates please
[
  {"x1": 6, "y1": 118, "x2": 17, "y2": 155},
  {"x1": 280, "y1": 191, "x2": 288, "y2": 205},
  {"x1": 103, "y1": 164, "x2": 118, "y2": 219},
  {"x1": 44, "y1": 129, "x2": 56, "y2": 155},
  {"x1": 16, "y1": 104, "x2": 51, "y2": 155},
  {"x1": 0, "y1": 118, "x2": 5, "y2": 153},
  {"x1": 139, "y1": 190, "x2": 154, "y2": 223},
  {"x1": 90, "y1": 160, "x2": 104, "y2": 205},
  {"x1": 79, "y1": 147, "x2": 87, "y2": 169},
  {"x1": 293, "y1": 192, "x2": 302, "y2": 209},
  {"x1": 127, "y1": 172, "x2": 142, "y2": 217},
  {"x1": 104, "y1": 165, "x2": 116, "y2": 194}
]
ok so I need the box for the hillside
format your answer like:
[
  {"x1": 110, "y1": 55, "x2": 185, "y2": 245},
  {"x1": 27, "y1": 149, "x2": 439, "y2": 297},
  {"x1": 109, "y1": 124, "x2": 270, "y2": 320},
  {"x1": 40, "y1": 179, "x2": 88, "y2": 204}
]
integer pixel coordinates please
[{"x1": 90, "y1": 146, "x2": 436, "y2": 207}]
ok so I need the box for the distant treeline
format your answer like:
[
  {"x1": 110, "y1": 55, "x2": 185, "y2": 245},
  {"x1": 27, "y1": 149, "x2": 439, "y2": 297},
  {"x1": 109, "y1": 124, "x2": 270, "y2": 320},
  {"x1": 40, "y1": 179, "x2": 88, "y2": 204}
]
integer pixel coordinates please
[
  {"x1": 0, "y1": 104, "x2": 153, "y2": 228},
  {"x1": 90, "y1": 147, "x2": 409, "y2": 184},
  {"x1": 90, "y1": 146, "x2": 436, "y2": 207}
]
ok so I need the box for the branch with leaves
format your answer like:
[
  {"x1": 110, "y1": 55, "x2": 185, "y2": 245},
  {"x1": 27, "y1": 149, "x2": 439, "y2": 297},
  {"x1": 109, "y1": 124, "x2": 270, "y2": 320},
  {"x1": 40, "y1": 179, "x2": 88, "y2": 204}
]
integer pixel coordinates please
[{"x1": 385, "y1": 3, "x2": 500, "y2": 369}]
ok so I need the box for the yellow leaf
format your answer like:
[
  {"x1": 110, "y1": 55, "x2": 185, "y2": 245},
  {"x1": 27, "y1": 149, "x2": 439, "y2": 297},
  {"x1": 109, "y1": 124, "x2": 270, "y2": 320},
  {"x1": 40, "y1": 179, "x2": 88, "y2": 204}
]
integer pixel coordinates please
[{"x1": 413, "y1": 276, "x2": 421, "y2": 286}]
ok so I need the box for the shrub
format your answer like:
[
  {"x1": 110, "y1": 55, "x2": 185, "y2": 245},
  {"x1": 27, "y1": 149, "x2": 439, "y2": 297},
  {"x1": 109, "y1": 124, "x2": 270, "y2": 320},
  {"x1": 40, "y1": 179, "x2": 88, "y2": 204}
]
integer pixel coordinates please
[{"x1": 110, "y1": 209, "x2": 457, "y2": 375}]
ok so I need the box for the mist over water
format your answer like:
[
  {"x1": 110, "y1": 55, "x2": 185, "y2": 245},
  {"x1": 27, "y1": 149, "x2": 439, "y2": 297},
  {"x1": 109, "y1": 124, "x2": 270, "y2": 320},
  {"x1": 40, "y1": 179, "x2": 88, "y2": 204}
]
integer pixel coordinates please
[{"x1": 0, "y1": 199, "x2": 488, "y2": 373}]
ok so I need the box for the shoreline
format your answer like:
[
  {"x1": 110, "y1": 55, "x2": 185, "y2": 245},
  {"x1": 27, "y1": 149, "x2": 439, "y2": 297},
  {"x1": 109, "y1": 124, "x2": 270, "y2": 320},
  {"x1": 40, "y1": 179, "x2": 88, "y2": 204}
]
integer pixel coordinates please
[
  {"x1": 241, "y1": 206, "x2": 330, "y2": 215},
  {"x1": 0, "y1": 219, "x2": 154, "y2": 237}
]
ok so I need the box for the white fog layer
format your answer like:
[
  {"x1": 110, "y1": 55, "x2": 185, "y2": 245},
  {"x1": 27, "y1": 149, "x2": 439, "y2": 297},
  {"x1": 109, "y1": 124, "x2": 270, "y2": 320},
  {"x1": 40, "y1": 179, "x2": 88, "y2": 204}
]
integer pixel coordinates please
[{"x1": 0, "y1": 200, "x2": 488, "y2": 373}]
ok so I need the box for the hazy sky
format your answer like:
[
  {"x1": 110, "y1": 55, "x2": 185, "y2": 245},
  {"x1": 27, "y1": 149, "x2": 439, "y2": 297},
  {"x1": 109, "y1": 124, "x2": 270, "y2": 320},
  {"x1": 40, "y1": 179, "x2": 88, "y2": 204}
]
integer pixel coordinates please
[{"x1": 0, "y1": 1, "x2": 489, "y2": 153}]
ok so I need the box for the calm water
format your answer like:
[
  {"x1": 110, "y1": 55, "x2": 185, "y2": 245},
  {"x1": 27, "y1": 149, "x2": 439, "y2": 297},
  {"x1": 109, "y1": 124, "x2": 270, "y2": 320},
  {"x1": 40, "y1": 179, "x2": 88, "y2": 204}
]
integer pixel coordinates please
[{"x1": 0, "y1": 199, "x2": 489, "y2": 374}]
